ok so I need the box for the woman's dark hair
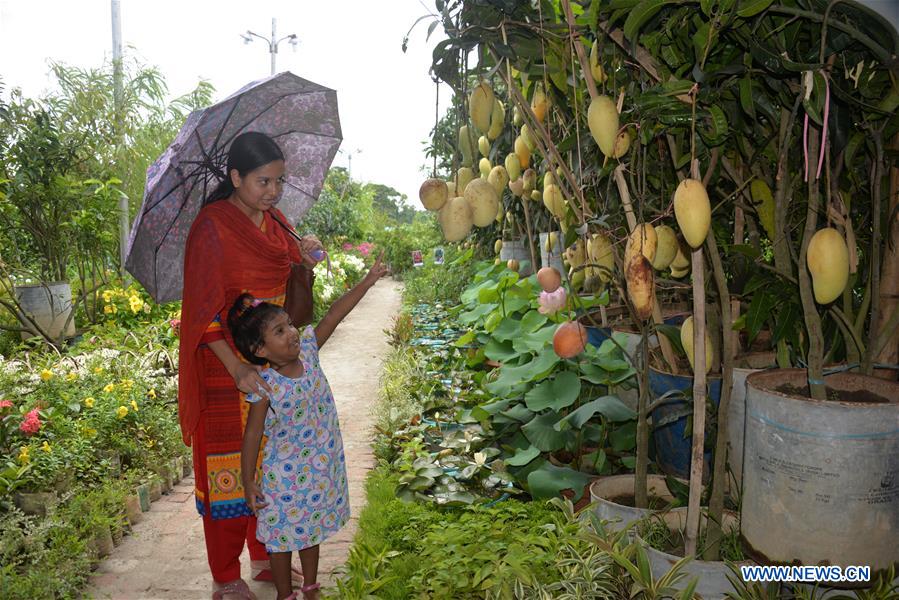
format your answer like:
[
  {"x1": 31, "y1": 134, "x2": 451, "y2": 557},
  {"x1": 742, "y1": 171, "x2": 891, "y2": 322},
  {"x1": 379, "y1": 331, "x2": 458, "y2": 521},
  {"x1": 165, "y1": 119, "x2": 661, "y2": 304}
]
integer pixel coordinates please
[
  {"x1": 205, "y1": 131, "x2": 285, "y2": 205},
  {"x1": 227, "y1": 293, "x2": 285, "y2": 365}
]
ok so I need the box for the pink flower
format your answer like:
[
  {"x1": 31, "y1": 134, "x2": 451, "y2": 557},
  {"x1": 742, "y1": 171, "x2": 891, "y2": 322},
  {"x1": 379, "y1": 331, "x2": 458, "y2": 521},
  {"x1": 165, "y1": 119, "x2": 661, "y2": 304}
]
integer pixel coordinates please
[
  {"x1": 0, "y1": 400, "x2": 12, "y2": 410},
  {"x1": 356, "y1": 242, "x2": 373, "y2": 257},
  {"x1": 342, "y1": 243, "x2": 354, "y2": 250},
  {"x1": 538, "y1": 288, "x2": 568, "y2": 315},
  {"x1": 169, "y1": 318, "x2": 181, "y2": 336},
  {"x1": 19, "y1": 409, "x2": 41, "y2": 435}
]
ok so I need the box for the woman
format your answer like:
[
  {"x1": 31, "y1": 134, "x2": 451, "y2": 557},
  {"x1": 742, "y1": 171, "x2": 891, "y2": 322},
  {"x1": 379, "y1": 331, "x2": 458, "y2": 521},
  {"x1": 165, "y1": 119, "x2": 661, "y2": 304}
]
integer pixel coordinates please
[{"x1": 179, "y1": 131, "x2": 321, "y2": 599}]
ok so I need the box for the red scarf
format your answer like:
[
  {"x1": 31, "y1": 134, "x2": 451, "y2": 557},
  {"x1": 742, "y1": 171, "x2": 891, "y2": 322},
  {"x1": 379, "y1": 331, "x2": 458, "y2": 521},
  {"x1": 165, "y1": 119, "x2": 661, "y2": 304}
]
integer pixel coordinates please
[{"x1": 177, "y1": 201, "x2": 301, "y2": 445}]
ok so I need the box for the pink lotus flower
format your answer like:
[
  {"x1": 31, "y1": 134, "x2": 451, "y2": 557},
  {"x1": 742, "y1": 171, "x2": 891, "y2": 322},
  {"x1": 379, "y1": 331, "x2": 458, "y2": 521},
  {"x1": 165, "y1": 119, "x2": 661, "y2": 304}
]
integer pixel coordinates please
[
  {"x1": 538, "y1": 288, "x2": 567, "y2": 315},
  {"x1": 0, "y1": 400, "x2": 12, "y2": 410},
  {"x1": 19, "y1": 409, "x2": 41, "y2": 435}
]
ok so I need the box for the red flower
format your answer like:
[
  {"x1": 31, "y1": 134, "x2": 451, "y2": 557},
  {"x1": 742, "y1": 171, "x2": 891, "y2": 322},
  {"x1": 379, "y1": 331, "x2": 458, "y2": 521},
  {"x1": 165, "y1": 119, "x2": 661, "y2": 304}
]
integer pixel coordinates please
[
  {"x1": 0, "y1": 399, "x2": 12, "y2": 410},
  {"x1": 19, "y1": 409, "x2": 41, "y2": 435}
]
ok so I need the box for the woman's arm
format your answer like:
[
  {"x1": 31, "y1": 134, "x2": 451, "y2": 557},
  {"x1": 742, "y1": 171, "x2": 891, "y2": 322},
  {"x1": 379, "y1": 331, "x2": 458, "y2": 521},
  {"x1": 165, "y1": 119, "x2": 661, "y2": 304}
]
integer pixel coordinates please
[
  {"x1": 315, "y1": 252, "x2": 388, "y2": 347},
  {"x1": 241, "y1": 399, "x2": 269, "y2": 513},
  {"x1": 207, "y1": 339, "x2": 272, "y2": 396}
]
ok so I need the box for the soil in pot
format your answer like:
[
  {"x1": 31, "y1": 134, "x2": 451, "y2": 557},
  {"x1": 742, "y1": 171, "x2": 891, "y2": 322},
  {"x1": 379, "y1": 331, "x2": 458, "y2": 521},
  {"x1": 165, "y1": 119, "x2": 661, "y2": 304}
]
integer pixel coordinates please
[
  {"x1": 775, "y1": 384, "x2": 890, "y2": 404},
  {"x1": 607, "y1": 494, "x2": 671, "y2": 510}
]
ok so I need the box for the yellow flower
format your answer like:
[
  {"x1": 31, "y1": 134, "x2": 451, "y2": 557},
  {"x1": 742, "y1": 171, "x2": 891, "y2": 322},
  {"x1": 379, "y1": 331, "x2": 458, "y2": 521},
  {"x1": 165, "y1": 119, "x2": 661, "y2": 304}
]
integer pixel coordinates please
[
  {"x1": 147, "y1": 389, "x2": 157, "y2": 399},
  {"x1": 145, "y1": 439, "x2": 156, "y2": 448},
  {"x1": 94, "y1": 367, "x2": 104, "y2": 374},
  {"x1": 84, "y1": 397, "x2": 95, "y2": 408},
  {"x1": 103, "y1": 383, "x2": 116, "y2": 393},
  {"x1": 41, "y1": 441, "x2": 51, "y2": 453},
  {"x1": 85, "y1": 427, "x2": 97, "y2": 438},
  {"x1": 104, "y1": 304, "x2": 117, "y2": 314},
  {"x1": 17, "y1": 447, "x2": 30, "y2": 464},
  {"x1": 130, "y1": 400, "x2": 139, "y2": 412},
  {"x1": 120, "y1": 379, "x2": 134, "y2": 390},
  {"x1": 101, "y1": 290, "x2": 114, "y2": 303},
  {"x1": 40, "y1": 369, "x2": 53, "y2": 381},
  {"x1": 116, "y1": 406, "x2": 128, "y2": 419},
  {"x1": 66, "y1": 373, "x2": 78, "y2": 382},
  {"x1": 129, "y1": 295, "x2": 143, "y2": 313}
]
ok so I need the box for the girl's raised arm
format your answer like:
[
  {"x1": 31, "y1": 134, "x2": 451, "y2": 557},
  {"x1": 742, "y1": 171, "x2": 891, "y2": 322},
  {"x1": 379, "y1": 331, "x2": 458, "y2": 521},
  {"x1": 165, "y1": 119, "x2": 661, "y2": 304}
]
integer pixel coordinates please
[{"x1": 314, "y1": 252, "x2": 388, "y2": 347}]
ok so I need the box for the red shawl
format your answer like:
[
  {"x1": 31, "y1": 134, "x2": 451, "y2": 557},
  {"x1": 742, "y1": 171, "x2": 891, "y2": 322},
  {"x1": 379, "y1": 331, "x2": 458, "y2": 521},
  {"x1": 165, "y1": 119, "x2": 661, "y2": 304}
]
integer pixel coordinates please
[{"x1": 177, "y1": 201, "x2": 301, "y2": 445}]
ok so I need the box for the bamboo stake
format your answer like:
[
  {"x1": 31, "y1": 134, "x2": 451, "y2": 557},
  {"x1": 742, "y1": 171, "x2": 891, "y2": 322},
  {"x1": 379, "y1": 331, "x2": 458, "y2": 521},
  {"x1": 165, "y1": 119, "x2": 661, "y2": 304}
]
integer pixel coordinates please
[
  {"x1": 521, "y1": 197, "x2": 539, "y2": 272},
  {"x1": 684, "y1": 159, "x2": 707, "y2": 558}
]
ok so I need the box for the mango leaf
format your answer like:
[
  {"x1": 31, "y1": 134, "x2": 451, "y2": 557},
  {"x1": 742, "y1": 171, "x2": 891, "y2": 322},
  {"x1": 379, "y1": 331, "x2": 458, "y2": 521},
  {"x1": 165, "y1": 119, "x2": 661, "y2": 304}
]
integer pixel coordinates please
[
  {"x1": 524, "y1": 370, "x2": 581, "y2": 411},
  {"x1": 746, "y1": 288, "x2": 777, "y2": 343},
  {"x1": 624, "y1": 0, "x2": 667, "y2": 41},
  {"x1": 522, "y1": 411, "x2": 568, "y2": 452},
  {"x1": 772, "y1": 302, "x2": 799, "y2": 343},
  {"x1": 505, "y1": 444, "x2": 541, "y2": 466},
  {"x1": 737, "y1": 0, "x2": 774, "y2": 18},
  {"x1": 739, "y1": 75, "x2": 756, "y2": 119},
  {"x1": 526, "y1": 462, "x2": 593, "y2": 501},
  {"x1": 555, "y1": 395, "x2": 637, "y2": 432}
]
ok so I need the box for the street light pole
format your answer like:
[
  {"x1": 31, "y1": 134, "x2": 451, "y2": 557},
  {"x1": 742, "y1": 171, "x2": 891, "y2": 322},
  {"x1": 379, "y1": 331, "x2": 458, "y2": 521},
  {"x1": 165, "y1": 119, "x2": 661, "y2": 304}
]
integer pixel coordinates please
[
  {"x1": 241, "y1": 18, "x2": 298, "y2": 76},
  {"x1": 111, "y1": 0, "x2": 130, "y2": 280}
]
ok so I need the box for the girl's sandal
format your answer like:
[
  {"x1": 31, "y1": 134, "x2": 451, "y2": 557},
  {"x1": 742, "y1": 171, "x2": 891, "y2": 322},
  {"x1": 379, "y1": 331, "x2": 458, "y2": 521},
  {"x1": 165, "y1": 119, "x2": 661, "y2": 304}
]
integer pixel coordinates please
[{"x1": 301, "y1": 582, "x2": 321, "y2": 599}]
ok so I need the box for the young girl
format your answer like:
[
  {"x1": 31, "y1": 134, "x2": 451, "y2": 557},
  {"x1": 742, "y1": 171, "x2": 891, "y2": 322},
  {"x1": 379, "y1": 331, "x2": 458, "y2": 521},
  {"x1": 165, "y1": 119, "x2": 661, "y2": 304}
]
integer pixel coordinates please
[{"x1": 229, "y1": 253, "x2": 388, "y2": 600}]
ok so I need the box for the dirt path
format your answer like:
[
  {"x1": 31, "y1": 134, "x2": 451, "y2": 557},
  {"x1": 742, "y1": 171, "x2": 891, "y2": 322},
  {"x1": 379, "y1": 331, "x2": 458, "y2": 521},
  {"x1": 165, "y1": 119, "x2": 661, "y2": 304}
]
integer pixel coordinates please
[{"x1": 86, "y1": 277, "x2": 404, "y2": 599}]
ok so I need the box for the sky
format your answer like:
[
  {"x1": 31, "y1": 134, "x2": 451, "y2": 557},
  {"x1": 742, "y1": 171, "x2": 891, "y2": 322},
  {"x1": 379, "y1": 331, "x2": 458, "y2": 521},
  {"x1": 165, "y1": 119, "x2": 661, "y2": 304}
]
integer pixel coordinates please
[{"x1": 0, "y1": 0, "x2": 453, "y2": 209}]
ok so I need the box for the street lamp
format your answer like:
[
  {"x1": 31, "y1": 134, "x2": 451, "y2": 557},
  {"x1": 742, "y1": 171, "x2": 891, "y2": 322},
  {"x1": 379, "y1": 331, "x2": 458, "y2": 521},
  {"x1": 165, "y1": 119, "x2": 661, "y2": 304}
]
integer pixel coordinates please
[
  {"x1": 339, "y1": 148, "x2": 362, "y2": 178},
  {"x1": 241, "y1": 18, "x2": 298, "y2": 75}
]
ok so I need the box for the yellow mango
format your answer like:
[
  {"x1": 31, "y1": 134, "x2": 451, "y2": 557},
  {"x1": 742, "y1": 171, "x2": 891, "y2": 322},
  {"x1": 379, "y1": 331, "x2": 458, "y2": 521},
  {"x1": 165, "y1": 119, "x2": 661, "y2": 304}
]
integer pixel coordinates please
[
  {"x1": 494, "y1": 239, "x2": 503, "y2": 254},
  {"x1": 521, "y1": 124, "x2": 537, "y2": 151},
  {"x1": 478, "y1": 135, "x2": 490, "y2": 158},
  {"x1": 458, "y1": 125, "x2": 475, "y2": 167},
  {"x1": 487, "y1": 99, "x2": 505, "y2": 140},
  {"x1": 807, "y1": 228, "x2": 850, "y2": 304},
  {"x1": 589, "y1": 39, "x2": 607, "y2": 84},
  {"x1": 419, "y1": 178, "x2": 448, "y2": 212},
  {"x1": 543, "y1": 184, "x2": 566, "y2": 219},
  {"x1": 487, "y1": 166, "x2": 509, "y2": 196},
  {"x1": 439, "y1": 196, "x2": 473, "y2": 242},
  {"x1": 611, "y1": 131, "x2": 631, "y2": 159},
  {"x1": 624, "y1": 223, "x2": 658, "y2": 266},
  {"x1": 469, "y1": 81, "x2": 495, "y2": 133},
  {"x1": 464, "y1": 178, "x2": 500, "y2": 228},
  {"x1": 674, "y1": 178, "x2": 711, "y2": 248},
  {"x1": 652, "y1": 225, "x2": 678, "y2": 270},
  {"x1": 514, "y1": 136, "x2": 531, "y2": 169},
  {"x1": 588, "y1": 232, "x2": 615, "y2": 282},
  {"x1": 681, "y1": 316, "x2": 713, "y2": 373},
  {"x1": 504, "y1": 153, "x2": 521, "y2": 181},
  {"x1": 587, "y1": 95, "x2": 619, "y2": 157},
  {"x1": 532, "y1": 83, "x2": 548, "y2": 124},
  {"x1": 479, "y1": 157, "x2": 492, "y2": 178},
  {"x1": 625, "y1": 255, "x2": 654, "y2": 320}
]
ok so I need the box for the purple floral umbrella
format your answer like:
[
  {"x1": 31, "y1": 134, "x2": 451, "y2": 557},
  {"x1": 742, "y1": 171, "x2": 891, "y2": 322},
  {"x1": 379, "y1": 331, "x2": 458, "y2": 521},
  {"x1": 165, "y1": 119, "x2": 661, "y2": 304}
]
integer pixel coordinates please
[{"x1": 124, "y1": 71, "x2": 341, "y2": 303}]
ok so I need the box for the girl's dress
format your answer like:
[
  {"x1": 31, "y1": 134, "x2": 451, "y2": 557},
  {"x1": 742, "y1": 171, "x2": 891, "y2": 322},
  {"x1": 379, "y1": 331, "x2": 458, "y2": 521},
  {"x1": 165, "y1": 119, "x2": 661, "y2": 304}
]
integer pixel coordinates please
[{"x1": 245, "y1": 325, "x2": 350, "y2": 552}]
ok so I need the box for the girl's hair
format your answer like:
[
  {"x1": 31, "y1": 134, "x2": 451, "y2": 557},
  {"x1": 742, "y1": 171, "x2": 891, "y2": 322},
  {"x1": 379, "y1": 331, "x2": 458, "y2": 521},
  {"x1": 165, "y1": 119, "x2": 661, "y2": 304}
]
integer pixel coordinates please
[
  {"x1": 227, "y1": 293, "x2": 285, "y2": 365},
  {"x1": 205, "y1": 131, "x2": 285, "y2": 205}
]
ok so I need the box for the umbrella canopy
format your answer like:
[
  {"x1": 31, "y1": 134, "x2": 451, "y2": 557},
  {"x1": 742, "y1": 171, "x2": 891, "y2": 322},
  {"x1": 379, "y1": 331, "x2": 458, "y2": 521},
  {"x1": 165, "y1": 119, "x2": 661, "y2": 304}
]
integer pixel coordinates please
[{"x1": 125, "y1": 71, "x2": 341, "y2": 303}]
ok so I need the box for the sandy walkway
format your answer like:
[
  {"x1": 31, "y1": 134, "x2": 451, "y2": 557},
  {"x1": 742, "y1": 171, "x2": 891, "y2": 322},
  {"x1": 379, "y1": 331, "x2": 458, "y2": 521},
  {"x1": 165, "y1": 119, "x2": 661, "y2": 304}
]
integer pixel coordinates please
[{"x1": 86, "y1": 277, "x2": 403, "y2": 599}]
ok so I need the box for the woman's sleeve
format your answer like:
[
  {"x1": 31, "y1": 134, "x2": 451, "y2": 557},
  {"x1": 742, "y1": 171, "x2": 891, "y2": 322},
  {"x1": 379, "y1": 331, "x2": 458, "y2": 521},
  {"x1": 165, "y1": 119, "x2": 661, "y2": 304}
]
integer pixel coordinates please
[{"x1": 200, "y1": 313, "x2": 226, "y2": 344}]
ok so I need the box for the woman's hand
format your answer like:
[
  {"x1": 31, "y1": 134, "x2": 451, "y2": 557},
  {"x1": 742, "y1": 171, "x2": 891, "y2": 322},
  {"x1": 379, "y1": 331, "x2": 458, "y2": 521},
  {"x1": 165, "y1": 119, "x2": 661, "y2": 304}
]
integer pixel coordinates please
[
  {"x1": 296, "y1": 235, "x2": 324, "y2": 264},
  {"x1": 362, "y1": 251, "x2": 389, "y2": 287},
  {"x1": 231, "y1": 362, "x2": 272, "y2": 397},
  {"x1": 243, "y1": 479, "x2": 268, "y2": 514}
]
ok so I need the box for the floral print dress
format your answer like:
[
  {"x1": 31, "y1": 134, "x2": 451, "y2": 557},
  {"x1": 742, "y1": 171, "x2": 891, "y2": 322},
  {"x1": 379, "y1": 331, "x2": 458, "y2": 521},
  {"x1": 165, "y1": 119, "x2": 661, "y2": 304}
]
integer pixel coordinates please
[{"x1": 245, "y1": 325, "x2": 350, "y2": 552}]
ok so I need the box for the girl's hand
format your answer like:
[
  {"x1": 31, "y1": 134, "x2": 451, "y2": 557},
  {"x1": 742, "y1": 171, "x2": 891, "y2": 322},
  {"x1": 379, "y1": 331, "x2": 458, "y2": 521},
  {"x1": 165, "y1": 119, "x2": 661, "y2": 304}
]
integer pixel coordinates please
[
  {"x1": 231, "y1": 362, "x2": 272, "y2": 397},
  {"x1": 244, "y1": 480, "x2": 268, "y2": 513},
  {"x1": 296, "y1": 235, "x2": 324, "y2": 264},
  {"x1": 362, "y1": 251, "x2": 389, "y2": 287}
]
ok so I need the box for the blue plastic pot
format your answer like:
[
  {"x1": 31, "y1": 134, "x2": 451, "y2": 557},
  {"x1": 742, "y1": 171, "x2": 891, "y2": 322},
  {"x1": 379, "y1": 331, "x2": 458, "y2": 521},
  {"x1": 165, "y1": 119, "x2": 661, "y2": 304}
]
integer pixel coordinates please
[{"x1": 649, "y1": 366, "x2": 722, "y2": 480}]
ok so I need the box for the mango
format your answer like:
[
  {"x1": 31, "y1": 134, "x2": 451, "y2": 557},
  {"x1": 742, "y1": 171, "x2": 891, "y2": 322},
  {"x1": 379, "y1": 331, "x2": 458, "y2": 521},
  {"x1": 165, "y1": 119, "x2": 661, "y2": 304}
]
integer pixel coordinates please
[
  {"x1": 464, "y1": 178, "x2": 500, "y2": 228},
  {"x1": 587, "y1": 232, "x2": 615, "y2": 282},
  {"x1": 458, "y1": 125, "x2": 475, "y2": 167},
  {"x1": 652, "y1": 225, "x2": 678, "y2": 270},
  {"x1": 439, "y1": 196, "x2": 473, "y2": 242},
  {"x1": 487, "y1": 99, "x2": 505, "y2": 140},
  {"x1": 504, "y1": 153, "x2": 521, "y2": 181},
  {"x1": 674, "y1": 178, "x2": 711, "y2": 248},
  {"x1": 750, "y1": 179, "x2": 776, "y2": 240},
  {"x1": 807, "y1": 227, "x2": 849, "y2": 304},
  {"x1": 522, "y1": 169, "x2": 537, "y2": 194},
  {"x1": 624, "y1": 223, "x2": 658, "y2": 266},
  {"x1": 508, "y1": 178, "x2": 525, "y2": 197},
  {"x1": 487, "y1": 165, "x2": 509, "y2": 196},
  {"x1": 543, "y1": 184, "x2": 566, "y2": 219},
  {"x1": 625, "y1": 255, "x2": 654, "y2": 320},
  {"x1": 478, "y1": 135, "x2": 490, "y2": 158},
  {"x1": 419, "y1": 178, "x2": 448, "y2": 212},
  {"x1": 494, "y1": 239, "x2": 503, "y2": 254},
  {"x1": 479, "y1": 157, "x2": 492, "y2": 178},
  {"x1": 611, "y1": 131, "x2": 631, "y2": 159},
  {"x1": 469, "y1": 81, "x2": 495, "y2": 133},
  {"x1": 670, "y1": 237, "x2": 690, "y2": 270},
  {"x1": 521, "y1": 124, "x2": 537, "y2": 151},
  {"x1": 446, "y1": 180, "x2": 456, "y2": 198},
  {"x1": 514, "y1": 136, "x2": 531, "y2": 169},
  {"x1": 456, "y1": 167, "x2": 475, "y2": 195},
  {"x1": 532, "y1": 83, "x2": 548, "y2": 124},
  {"x1": 589, "y1": 39, "x2": 607, "y2": 84},
  {"x1": 587, "y1": 95, "x2": 619, "y2": 157},
  {"x1": 681, "y1": 315, "x2": 713, "y2": 373}
]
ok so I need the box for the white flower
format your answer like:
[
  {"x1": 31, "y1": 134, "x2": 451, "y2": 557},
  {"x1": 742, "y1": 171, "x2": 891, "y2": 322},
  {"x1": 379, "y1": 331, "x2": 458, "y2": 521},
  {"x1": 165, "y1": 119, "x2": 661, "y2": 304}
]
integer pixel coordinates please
[{"x1": 344, "y1": 255, "x2": 365, "y2": 270}]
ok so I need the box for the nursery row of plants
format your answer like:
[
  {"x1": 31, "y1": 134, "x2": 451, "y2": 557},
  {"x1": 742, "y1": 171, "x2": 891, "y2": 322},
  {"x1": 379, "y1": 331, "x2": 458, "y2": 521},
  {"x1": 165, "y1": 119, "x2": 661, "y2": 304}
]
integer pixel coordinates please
[
  {"x1": 334, "y1": 244, "x2": 898, "y2": 598},
  {"x1": 399, "y1": 0, "x2": 897, "y2": 595},
  {"x1": 0, "y1": 242, "x2": 383, "y2": 599}
]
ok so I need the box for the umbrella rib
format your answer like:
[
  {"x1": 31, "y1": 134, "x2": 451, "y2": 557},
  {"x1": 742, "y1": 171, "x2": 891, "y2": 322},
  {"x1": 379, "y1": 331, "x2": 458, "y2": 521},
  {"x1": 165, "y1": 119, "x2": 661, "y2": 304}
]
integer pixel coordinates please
[{"x1": 141, "y1": 160, "x2": 213, "y2": 214}]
